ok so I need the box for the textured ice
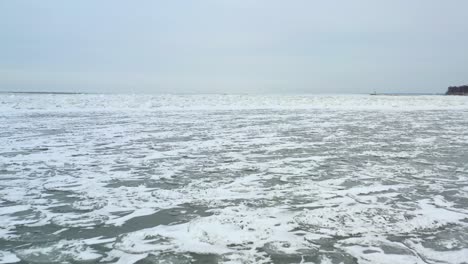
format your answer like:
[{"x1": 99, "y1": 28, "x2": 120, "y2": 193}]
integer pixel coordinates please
[{"x1": 0, "y1": 94, "x2": 468, "y2": 263}]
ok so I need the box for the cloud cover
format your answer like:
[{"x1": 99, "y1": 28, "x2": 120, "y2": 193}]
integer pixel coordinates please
[{"x1": 1, "y1": 0, "x2": 468, "y2": 93}]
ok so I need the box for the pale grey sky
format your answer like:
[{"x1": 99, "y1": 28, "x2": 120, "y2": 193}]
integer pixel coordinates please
[{"x1": 1, "y1": 0, "x2": 467, "y2": 94}]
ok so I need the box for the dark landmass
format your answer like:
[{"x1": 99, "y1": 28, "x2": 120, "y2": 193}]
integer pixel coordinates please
[{"x1": 446, "y1": 85, "x2": 468, "y2": 95}]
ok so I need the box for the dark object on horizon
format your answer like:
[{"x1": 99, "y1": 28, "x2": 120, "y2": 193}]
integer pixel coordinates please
[{"x1": 446, "y1": 85, "x2": 468, "y2": 95}]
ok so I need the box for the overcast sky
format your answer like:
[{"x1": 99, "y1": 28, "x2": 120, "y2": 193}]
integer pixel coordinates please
[{"x1": 1, "y1": 0, "x2": 467, "y2": 94}]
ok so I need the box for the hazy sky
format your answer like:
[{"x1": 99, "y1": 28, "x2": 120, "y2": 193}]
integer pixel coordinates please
[{"x1": 1, "y1": 0, "x2": 467, "y2": 94}]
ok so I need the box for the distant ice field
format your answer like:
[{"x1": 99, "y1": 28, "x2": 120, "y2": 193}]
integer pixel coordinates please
[{"x1": 0, "y1": 94, "x2": 468, "y2": 263}]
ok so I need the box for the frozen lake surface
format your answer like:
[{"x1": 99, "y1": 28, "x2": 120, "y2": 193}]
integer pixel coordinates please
[{"x1": 1, "y1": 94, "x2": 468, "y2": 263}]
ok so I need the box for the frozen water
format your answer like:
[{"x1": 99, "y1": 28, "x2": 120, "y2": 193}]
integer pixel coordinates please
[{"x1": 0, "y1": 94, "x2": 468, "y2": 263}]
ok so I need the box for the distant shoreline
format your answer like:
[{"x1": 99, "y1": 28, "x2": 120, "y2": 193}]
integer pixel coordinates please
[
  {"x1": 0, "y1": 91, "x2": 87, "y2": 95},
  {"x1": 369, "y1": 93, "x2": 444, "y2": 96},
  {"x1": 0, "y1": 91, "x2": 446, "y2": 96}
]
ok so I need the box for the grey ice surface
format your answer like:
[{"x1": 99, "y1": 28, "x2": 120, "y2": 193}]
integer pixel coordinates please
[{"x1": 1, "y1": 94, "x2": 468, "y2": 263}]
